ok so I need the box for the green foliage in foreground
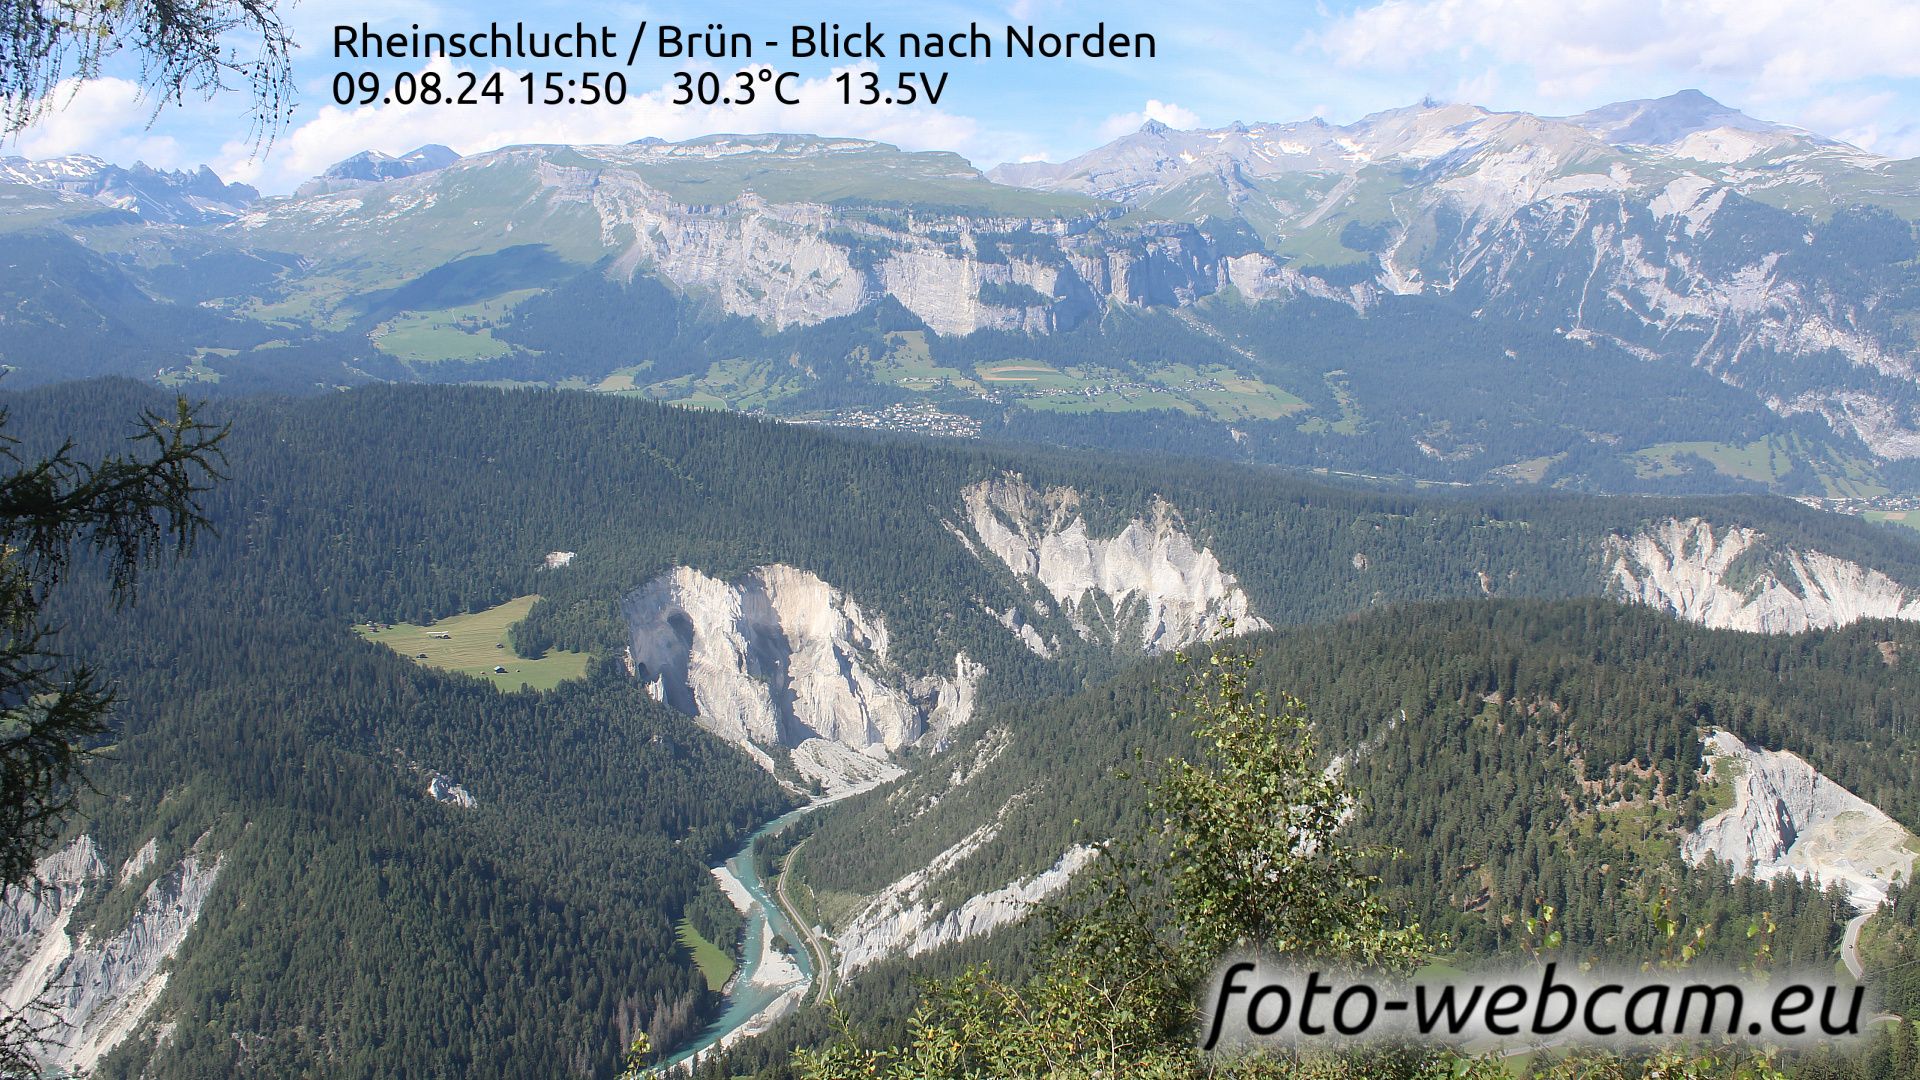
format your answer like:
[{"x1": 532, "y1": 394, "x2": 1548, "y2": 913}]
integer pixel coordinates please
[{"x1": 791, "y1": 650, "x2": 1790, "y2": 1080}]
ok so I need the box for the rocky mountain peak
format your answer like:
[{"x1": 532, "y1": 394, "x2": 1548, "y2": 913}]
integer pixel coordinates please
[
  {"x1": 295, "y1": 144, "x2": 462, "y2": 196},
  {"x1": 1567, "y1": 88, "x2": 1784, "y2": 147},
  {"x1": 0, "y1": 154, "x2": 257, "y2": 222}
]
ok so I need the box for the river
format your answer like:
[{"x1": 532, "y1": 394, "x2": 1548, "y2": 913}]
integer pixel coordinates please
[{"x1": 659, "y1": 802, "x2": 823, "y2": 1069}]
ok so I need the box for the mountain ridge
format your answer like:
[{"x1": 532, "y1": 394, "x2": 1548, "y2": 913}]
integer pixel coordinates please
[{"x1": 3, "y1": 91, "x2": 1918, "y2": 500}]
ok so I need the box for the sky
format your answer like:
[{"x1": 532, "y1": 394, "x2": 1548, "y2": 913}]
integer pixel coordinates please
[{"x1": 7, "y1": 0, "x2": 1920, "y2": 193}]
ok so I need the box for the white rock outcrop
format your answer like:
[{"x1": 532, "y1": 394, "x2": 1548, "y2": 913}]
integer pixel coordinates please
[
  {"x1": 426, "y1": 773, "x2": 477, "y2": 808},
  {"x1": 1683, "y1": 730, "x2": 1917, "y2": 910},
  {"x1": 958, "y1": 475, "x2": 1267, "y2": 652},
  {"x1": 789, "y1": 739, "x2": 906, "y2": 796},
  {"x1": 1, "y1": 836, "x2": 223, "y2": 1073},
  {"x1": 834, "y1": 834, "x2": 1098, "y2": 978},
  {"x1": 986, "y1": 604, "x2": 1056, "y2": 658},
  {"x1": 1607, "y1": 518, "x2": 1920, "y2": 633},
  {"x1": 623, "y1": 565, "x2": 982, "y2": 785}
]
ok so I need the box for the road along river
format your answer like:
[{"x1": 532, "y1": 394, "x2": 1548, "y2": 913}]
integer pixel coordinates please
[{"x1": 662, "y1": 775, "x2": 889, "y2": 1070}]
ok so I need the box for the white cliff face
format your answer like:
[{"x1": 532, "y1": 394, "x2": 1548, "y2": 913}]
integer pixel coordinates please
[
  {"x1": 1606, "y1": 518, "x2": 1920, "y2": 633},
  {"x1": 594, "y1": 180, "x2": 868, "y2": 331},
  {"x1": 244, "y1": 138, "x2": 1223, "y2": 339},
  {"x1": 544, "y1": 145, "x2": 1105, "y2": 335},
  {"x1": 0, "y1": 837, "x2": 102, "y2": 1010},
  {"x1": 1683, "y1": 730, "x2": 1917, "y2": 910},
  {"x1": 426, "y1": 773, "x2": 477, "y2": 808},
  {"x1": 832, "y1": 807, "x2": 1098, "y2": 978},
  {"x1": 959, "y1": 475, "x2": 1267, "y2": 652},
  {"x1": 1, "y1": 836, "x2": 223, "y2": 1074},
  {"x1": 623, "y1": 565, "x2": 982, "y2": 786}
]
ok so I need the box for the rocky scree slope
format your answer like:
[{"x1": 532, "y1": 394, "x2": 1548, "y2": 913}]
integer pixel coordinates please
[
  {"x1": 1684, "y1": 729, "x2": 1918, "y2": 910},
  {"x1": 952, "y1": 473, "x2": 1266, "y2": 653},
  {"x1": 1, "y1": 837, "x2": 223, "y2": 1075},
  {"x1": 620, "y1": 478, "x2": 1269, "y2": 791},
  {"x1": 1608, "y1": 516, "x2": 1920, "y2": 632}
]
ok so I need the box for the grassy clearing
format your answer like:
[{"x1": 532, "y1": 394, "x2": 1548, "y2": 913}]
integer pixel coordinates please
[
  {"x1": 966, "y1": 359, "x2": 1311, "y2": 420},
  {"x1": 370, "y1": 293, "x2": 537, "y2": 364},
  {"x1": 795, "y1": 883, "x2": 867, "y2": 935},
  {"x1": 356, "y1": 595, "x2": 589, "y2": 691},
  {"x1": 156, "y1": 351, "x2": 226, "y2": 387},
  {"x1": 1299, "y1": 374, "x2": 1362, "y2": 435},
  {"x1": 644, "y1": 358, "x2": 804, "y2": 411},
  {"x1": 1021, "y1": 389, "x2": 1198, "y2": 414},
  {"x1": 1185, "y1": 372, "x2": 1307, "y2": 420},
  {"x1": 677, "y1": 918, "x2": 736, "y2": 991},
  {"x1": 1866, "y1": 510, "x2": 1920, "y2": 533},
  {"x1": 1634, "y1": 438, "x2": 1787, "y2": 484},
  {"x1": 1494, "y1": 455, "x2": 1562, "y2": 484},
  {"x1": 1696, "y1": 756, "x2": 1745, "y2": 820},
  {"x1": 1569, "y1": 800, "x2": 1682, "y2": 867},
  {"x1": 977, "y1": 362, "x2": 1066, "y2": 384},
  {"x1": 871, "y1": 333, "x2": 979, "y2": 392},
  {"x1": 1631, "y1": 435, "x2": 1887, "y2": 497}
]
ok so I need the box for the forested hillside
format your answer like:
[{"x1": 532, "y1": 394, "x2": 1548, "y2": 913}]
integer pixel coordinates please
[
  {"x1": 715, "y1": 599, "x2": 1920, "y2": 1078},
  {"x1": 4, "y1": 380, "x2": 1919, "y2": 1076}
]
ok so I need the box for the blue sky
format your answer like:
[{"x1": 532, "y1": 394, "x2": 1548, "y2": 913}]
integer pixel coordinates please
[{"x1": 8, "y1": 0, "x2": 1920, "y2": 192}]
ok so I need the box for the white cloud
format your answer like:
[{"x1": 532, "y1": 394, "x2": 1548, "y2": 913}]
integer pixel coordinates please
[
  {"x1": 1309, "y1": 0, "x2": 1920, "y2": 155},
  {"x1": 1094, "y1": 98, "x2": 1201, "y2": 141},
  {"x1": 1788, "y1": 91, "x2": 1920, "y2": 158},
  {"x1": 5, "y1": 78, "x2": 187, "y2": 167},
  {"x1": 1315, "y1": 0, "x2": 1920, "y2": 93},
  {"x1": 213, "y1": 59, "x2": 987, "y2": 191}
]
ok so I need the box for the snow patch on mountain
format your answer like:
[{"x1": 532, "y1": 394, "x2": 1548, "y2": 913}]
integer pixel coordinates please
[
  {"x1": 296, "y1": 145, "x2": 461, "y2": 196},
  {"x1": 1606, "y1": 518, "x2": 1920, "y2": 633},
  {"x1": 0, "y1": 155, "x2": 257, "y2": 222},
  {"x1": 1683, "y1": 730, "x2": 1916, "y2": 910},
  {"x1": 957, "y1": 474, "x2": 1266, "y2": 652}
]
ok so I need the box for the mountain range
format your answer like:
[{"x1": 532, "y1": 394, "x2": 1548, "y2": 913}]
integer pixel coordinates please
[{"x1": 2, "y1": 91, "x2": 1917, "y2": 502}]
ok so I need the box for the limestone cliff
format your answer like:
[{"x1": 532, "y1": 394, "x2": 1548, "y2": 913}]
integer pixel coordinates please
[
  {"x1": 1683, "y1": 730, "x2": 1917, "y2": 910},
  {"x1": 957, "y1": 475, "x2": 1267, "y2": 652},
  {"x1": 1, "y1": 836, "x2": 222, "y2": 1073},
  {"x1": 1606, "y1": 518, "x2": 1920, "y2": 633},
  {"x1": 831, "y1": 806, "x2": 1097, "y2": 979},
  {"x1": 622, "y1": 564, "x2": 981, "y2": 789}
]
